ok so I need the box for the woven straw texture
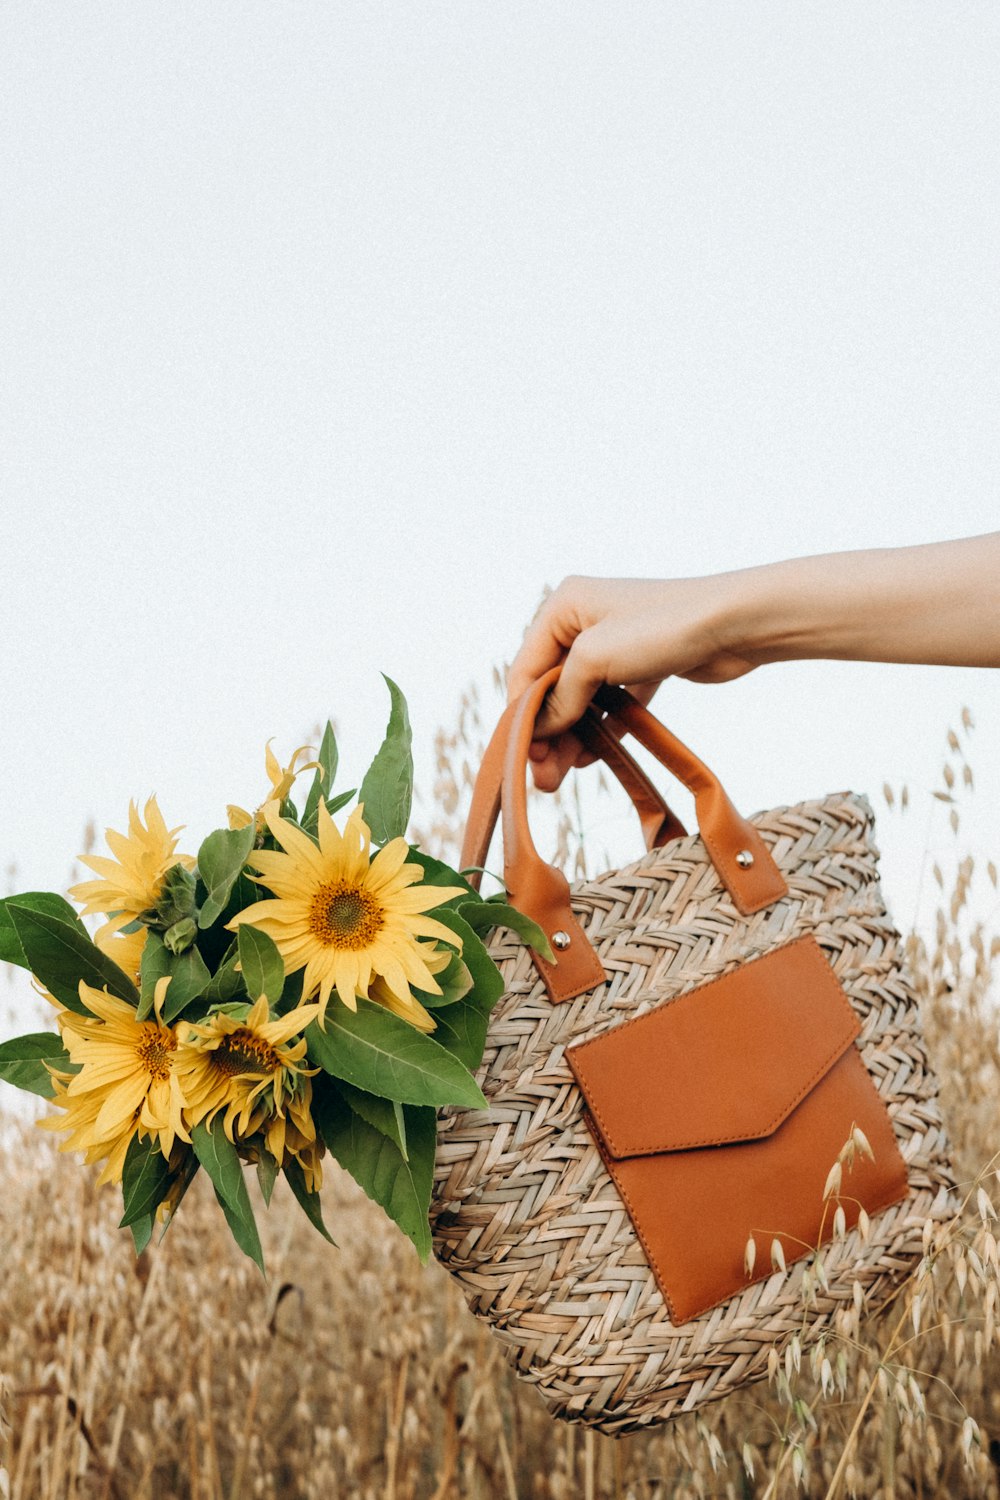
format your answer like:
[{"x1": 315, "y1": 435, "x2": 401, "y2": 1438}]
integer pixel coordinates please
[{"x1": 430, "y1": 790, "x2": 959, "y2": 1433}]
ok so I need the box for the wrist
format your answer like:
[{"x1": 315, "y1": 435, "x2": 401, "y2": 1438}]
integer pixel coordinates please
[{"x1": 709, "y1": 559, "x2": 816, "y2": 666}]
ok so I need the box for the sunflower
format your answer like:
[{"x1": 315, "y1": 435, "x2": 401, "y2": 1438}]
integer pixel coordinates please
[
  {"x1": 39, "y1": 978, "x2": 189, "y2": 1187},
  {"x1": 69, "y1": 796, "x2": 194, "y2": 943},
  {"x1": 174, "y1": 996, "x2": 322, "y2": 1186},
  {"x1": 226, "y1": 800, "x2": 465, "y2": 1026},
  {"x1": 227, "y1": 740, "x2": 319, "y2": 832}
]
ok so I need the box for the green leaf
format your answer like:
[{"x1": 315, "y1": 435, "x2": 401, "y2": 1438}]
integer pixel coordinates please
[
  {"x1": 5, "y1": 904, "x2": 139, "y2": 1015},
  {"x1": 358, "y1": 675, "x2": 413, "y2": 843},
  {"x1": 197, "y1": 825, "x2": 256, "y2": 929},
  {"x1": 237, "y1": 925, "x2": 285, "y2": 1004},
  {"x1": 426, "y1": 992, "x2": 491, "y2": 1070},
  {"x1": 192, "y1": 1120, "x2": 265, "y2": 1273},
  {"x1": 137, "y1": 932, "x2": 171, "y2": 1018},
  {"x1": 430, "y1": 909, "x2": 505, "y2": 1012},
  {"x1": 413, "y1": 951, "x2": 473, "y2": 1009},
  {"x1": 202, "y1": 941, "x2": 247, "y2": 1005},
  {"x1": 274, "y1": 968, "x2": 305, "y2": 1016},
  {"x1": 214, "y1": 1186, "x2": 265, "y2": 1274},
  {"x1": 163, "y1": 917, "x2": 198, "y2": 955},
  {"x1": 156, "y1": 1154, "x2": 200, "y2": 1238},
  {"x1": 302, "y1": 721, "x2": 339, "y2": 830},
  {"x1": 456, "y1": 900, "x2": 555, "y2": 963},
  {"x1": 160, "y1": 946, "x2": 212, "y2": 1023},
  {"x1": 0, "y1": 1032, "x2": 71, "y2": 1098},
  {"x1": 138, "y1": 933, "x2": 211, "y2": 1023},
  {"x1": 305, "y1": 999, "x2": 486, "y2": 1110},
  {"x1": 0, "y1": 892, "x2": 89, "y2": 968},
  {"x1": 256, "y1": 1151, "x2": 279, "y2": 1206},
  {"x1": 191, "y1": 1118, "x2": 244, "y2": 1208},
  {"x1": 284, "y1": 1158, "x2": 336, "y2": 1244},
  {"x1": 314, "y1": 1083, "x2": 436, "y2": 1261},
  {"x1": 119, "y1": 1135, "x2": 173, "y2": 1228},
  {"x1": 130, "y1": 1216, "x2": 154, "y2": 1255},
  {"x1": 392, "y1": 1101, "x2": 408, "y2": 1160},
  {"x1": 337, "y1": 1079, "x2": 409, "y2": 1157}
]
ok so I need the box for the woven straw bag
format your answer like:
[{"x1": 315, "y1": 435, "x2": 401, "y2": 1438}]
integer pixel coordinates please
[{"x1": 429, "y1": 670, "x2": 959, "y2": 1434}]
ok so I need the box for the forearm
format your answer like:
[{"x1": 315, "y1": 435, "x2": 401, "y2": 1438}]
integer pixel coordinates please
[{"x1": 728, "y1": 533, "x2": 1000, "y2": 669}]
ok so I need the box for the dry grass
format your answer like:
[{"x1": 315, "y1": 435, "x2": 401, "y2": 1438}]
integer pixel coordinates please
[{"x1": 2, "y1": 681, "x2": 999, "y2": 1498}]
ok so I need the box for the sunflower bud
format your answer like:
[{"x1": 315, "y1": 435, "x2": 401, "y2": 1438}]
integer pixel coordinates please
[
  {"x1": 141, "y1": 862, "x2": 198, "y2": 932},
  {"x1": 164, "y1": 916, "x2": 198, "y2": 954}
]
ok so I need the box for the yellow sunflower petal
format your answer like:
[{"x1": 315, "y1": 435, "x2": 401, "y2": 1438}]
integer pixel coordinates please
[{"x1": 258, "y1": 802, "x2": 327, "y2": 872}]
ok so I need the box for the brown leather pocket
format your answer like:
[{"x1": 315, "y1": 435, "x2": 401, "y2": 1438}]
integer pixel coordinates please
[{"x1": 566, "y1": 935, "x2": 910, "y2": 1324}]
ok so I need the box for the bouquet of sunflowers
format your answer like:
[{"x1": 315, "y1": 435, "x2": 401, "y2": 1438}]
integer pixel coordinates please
[{"x1": 0, "y1": 679, "x2": 548, "y2": 1268}]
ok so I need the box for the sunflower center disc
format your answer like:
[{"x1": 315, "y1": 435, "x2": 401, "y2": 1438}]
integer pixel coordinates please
[
  {"x1": 135, "y1": 1025, "x2": 176, "y2": 1082},
  {"x1": 213, "y1": 1029, "x2": 280, "y2": 1077},
  {"x1": 310, "y1": 882, "x2": 385, "y2": 950}
]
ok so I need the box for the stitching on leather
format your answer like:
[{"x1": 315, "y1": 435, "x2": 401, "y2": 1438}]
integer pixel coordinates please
[
  {"x1": 589, "y1": 1111, "x2": 912, "y2": 1326},
  {"x1": 584, "y1": 1026, "x2": 857, "y2": 1156},
  {"x1": 569, "y1": 933, "x2": 847, "y2": 1059},
  {"x1": 678, "y1": 1176, "x2": 914, "y2": 1322},
  {"x1": 584, "y1": 1112, "x2": 682, "y2": 1325},
  {"x1": 672, "y1": 1176, "x2": 914, "y2": 1323},
  {"x1": 568, "y1": 936, "x2": 861, "y2": 1155}
]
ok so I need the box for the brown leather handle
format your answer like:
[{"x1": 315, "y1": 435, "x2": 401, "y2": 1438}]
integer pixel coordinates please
[
  {"x1": 478, "y1": 667, "x2": 789, "y2": 1005},
  {"x1": 460, "y1": 700, "x2": 687, "y2": 882},
  {"x1": 575, "y1": 710, "x2": 689, "y2": 849}
]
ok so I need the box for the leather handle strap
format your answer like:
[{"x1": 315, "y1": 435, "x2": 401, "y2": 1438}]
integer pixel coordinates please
[
  {"x1": 487, "y1": 668, "x2": 789, "y2": 1004},
  {"x1": 575, "y1": 709, "x2": 689, "y2": 849},
  {"x1": 589, "y1": 683, "x2": 788, "y2": 914},
  {"x1": 460, "y1": 700, "x2": 687, "y2": 884}
]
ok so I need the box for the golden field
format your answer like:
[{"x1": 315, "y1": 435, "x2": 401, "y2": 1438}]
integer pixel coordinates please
[{"x1": 2, "y1": 690, "x2": 999, "y2": 1498}]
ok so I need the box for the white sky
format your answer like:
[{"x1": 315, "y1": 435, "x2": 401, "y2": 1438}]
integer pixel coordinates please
[{"x1": 2, "y1": 4, "x2": 999, "y2": 1043}]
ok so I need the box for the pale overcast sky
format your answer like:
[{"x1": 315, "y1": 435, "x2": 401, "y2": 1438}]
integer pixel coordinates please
[{"x1": 2, "y1": 4, "x2": 998, "y2": 1040}]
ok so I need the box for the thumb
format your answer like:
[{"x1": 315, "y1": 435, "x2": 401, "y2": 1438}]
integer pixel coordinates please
[{"x1": 534, "y1": 636, "x2": 605, "y2": 736}]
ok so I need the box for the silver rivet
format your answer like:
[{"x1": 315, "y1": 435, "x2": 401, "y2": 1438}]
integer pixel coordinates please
[
  {"x1": 735, "y1": 849, "x2": 755, "y2": 869},
  {"x1": 552, "y1": 930, "x2": 572, "y2": 951}
]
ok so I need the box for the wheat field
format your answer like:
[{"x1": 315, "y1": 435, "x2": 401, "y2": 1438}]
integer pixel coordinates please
[{"x1": 2, "y1": 686, "x2": 999, "y2": 1498}]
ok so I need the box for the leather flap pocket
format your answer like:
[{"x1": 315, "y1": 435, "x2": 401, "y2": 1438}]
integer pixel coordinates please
[
  {"x1": 565, "y1": 935, "x2": 910, "y2": 1325},
  {"x1": 567, "y1": 935, "x2": 861, "y2": 1159}
]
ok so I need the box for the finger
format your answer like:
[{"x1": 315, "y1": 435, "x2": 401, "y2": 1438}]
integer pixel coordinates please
[
  {"x1": 533, "y1": 635, "x2": 605, "y2": 736},
  {"x1": 624, "y1": 680, "x2": 662, "y2": 710},
  {"x1": 507, "y1": 600, "x2": 568, "y2": 704},
  {"x1": 508, "y1": 580, "x2": 590, "y2": 703},
  {"x1": 529, "y1": 736, "x2": 596, "y2": 770},
  {"x1": 528, "y1": 731, "x2": 584, "y2": 792}
]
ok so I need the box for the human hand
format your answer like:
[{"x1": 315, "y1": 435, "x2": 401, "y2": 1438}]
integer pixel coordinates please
[
  {"x1": 508, "y1": 574, "x2": 762, "y2": 790},
  {"x1": 507, "y1": 536, "x2": 1000, "y2": 790}
]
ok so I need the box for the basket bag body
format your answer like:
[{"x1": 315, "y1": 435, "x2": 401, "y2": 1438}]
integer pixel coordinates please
[{"x1": 430, "y1": 671, "x2": 958, "y2": 1434}]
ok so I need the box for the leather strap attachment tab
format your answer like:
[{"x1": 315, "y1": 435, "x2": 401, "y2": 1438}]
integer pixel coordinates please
[{"x1": 501, "y1": 672, "x2": 608, "y2": 1003}]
